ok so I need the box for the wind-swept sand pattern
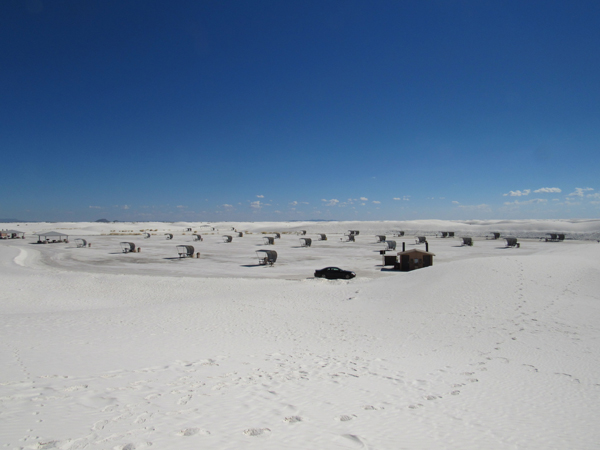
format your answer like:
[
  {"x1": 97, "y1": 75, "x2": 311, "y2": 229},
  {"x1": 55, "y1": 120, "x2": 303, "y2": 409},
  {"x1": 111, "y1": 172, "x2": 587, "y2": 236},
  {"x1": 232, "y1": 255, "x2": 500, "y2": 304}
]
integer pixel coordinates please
[{"x1": 1, "y1": 220, "x2": 599, "y2": 449}]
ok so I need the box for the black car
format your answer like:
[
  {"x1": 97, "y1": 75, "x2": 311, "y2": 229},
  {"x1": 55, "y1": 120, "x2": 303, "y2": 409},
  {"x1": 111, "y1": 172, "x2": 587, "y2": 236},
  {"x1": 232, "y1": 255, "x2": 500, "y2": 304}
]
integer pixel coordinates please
[{"x1": 314, "y1": 267, "x2": 356, "y2": 279}]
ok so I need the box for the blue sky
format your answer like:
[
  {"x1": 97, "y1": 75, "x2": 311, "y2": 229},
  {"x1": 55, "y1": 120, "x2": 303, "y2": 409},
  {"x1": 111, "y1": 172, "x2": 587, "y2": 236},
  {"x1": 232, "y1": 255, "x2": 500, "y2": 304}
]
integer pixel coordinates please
[{"x1": 1, "y1": 0, "x2": 599, "y2": 222}]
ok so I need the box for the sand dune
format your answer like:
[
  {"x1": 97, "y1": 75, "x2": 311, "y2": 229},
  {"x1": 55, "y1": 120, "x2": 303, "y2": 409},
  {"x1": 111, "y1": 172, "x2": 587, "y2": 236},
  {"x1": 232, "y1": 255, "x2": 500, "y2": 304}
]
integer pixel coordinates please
[{"x1": 1, "y1": 220, "x2": 599, "y2": 449}]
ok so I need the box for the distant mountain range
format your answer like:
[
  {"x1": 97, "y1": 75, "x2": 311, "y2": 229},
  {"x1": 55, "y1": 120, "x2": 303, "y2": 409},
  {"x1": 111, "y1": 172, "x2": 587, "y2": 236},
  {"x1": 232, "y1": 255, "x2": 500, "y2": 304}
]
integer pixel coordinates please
[{"x1": 0, "y1": 219, "x2": 31, "y2": 223}]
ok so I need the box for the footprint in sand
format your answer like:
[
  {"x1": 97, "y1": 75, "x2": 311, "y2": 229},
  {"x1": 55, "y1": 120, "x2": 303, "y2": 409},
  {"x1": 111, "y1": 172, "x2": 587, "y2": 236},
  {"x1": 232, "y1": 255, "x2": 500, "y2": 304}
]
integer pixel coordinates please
[
  {"x1": 284, "y1": 416, "x2": 303, "y2": 423},
  {"x1": 341, "y1": 434, "x2": 366, "y2": 447},
  {"x1": 243, "y1": 428, "x2": 271, "y2": 436},
  {"x1": 63, "y1": 384, "x2": 88, "y2": 392},
  {"x1": 134, "y1": 413, "x2": 152, "y2": 424},
  {"x1": 336, "y1": 415, "x2": 356, "y2": 421},
  {"x1": 177, "y1": 394, "x2": 192, "y2": 405},
  {"x1": 178, "y1": 428, "x2": 210, "y2": 436},
  {"x1": 92, "y1": 419, "x2": 109, "y2": 431},
  {"x1": 555, "y1": 373, "x2": 580, "y2": 383}
]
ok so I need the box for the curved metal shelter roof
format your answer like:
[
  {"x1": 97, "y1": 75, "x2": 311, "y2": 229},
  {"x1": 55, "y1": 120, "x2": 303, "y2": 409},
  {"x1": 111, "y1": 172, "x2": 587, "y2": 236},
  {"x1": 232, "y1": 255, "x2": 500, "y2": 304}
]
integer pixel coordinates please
[
  {"x1": 300, "y1": 237, "x2": 312, "y2": 247},
  {"x1": 256, "y1": 249, "x2": 277, "y2": 265},
  {"x1": 223, "y1": 235, "x2": 233, "y2": 242},
  {"x1": 263, "y1": 236, "x2": 275, "y2": 245},
  {"x1": 165, "y1": 233, "x2": 173, "y2": 239},
  {"x1": 120, "y1": 242, "x2": 136, "y2": 252},
  {"x1": 176, "y1": 245, "x2": 195, "y2": 257}
]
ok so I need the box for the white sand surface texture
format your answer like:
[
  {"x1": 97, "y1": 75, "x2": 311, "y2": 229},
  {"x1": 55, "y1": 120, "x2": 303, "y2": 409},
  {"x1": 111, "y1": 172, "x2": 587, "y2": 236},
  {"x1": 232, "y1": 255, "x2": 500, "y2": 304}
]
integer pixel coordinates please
[{"x1": 1, "y1": 220, "x2": 600, "y2": 449}]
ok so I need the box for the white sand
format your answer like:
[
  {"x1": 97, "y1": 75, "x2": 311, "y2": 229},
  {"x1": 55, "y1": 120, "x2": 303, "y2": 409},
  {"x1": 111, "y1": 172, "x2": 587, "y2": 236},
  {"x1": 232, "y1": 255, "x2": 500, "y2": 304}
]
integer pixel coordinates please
[{"x1": 1, "y1": 220, "x2": 599, "y2": 449}]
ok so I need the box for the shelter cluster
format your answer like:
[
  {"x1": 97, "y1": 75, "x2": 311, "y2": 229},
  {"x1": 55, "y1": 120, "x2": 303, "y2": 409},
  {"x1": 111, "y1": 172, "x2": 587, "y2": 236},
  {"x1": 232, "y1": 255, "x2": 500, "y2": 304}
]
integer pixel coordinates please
[{"x1": 4, "y1": 226, "x2": 577, "y2": 276}]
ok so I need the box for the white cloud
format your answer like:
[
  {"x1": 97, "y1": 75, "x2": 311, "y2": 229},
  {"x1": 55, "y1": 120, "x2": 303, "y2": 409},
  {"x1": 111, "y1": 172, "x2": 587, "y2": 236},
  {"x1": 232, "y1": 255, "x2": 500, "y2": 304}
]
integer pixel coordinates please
[
  {"x1": 458, "y1": 203, "x2": 490, "y2": 211},
  {"x1": 122, "y1": 205, "x2": 130, "y2": 210},
  {"x1": 568, "y1": 187, "x2": 594, "y2": 197},
  {"x1": 250, "y1": 201, "x2": 263, "y2": 209},
  {"x1": 256, "y1": 195, "x2": 264, "y2": 198},
  {"x1": 503, "y1": 198, "x2": 548, "y2": 206},
  {"x1": 372, "y1": 200, "x2": 381, "y2": 204},
  {"x1": 503, "y1": 189, "x2": 531, "y2": 197},
  {"x1": 393, "y1": 196, "x2": 410, "y2": 201},
  {"x1": 176, "y1": 205, "x2": 186, "y2": 208},
  {"x1": 452, "y1": 201, "x2": 459, "y2": 204},
  {"x1": 289, "y1": 201, "x2": 298, "y2": 206},
  {"x1": 360, "y1": 197, "x2": 368, "y2": 201},
  {"x1": 321, "y1": 198, "x2": 339, "y2": 207},
  {"x1": 222, "y1": 204, "x2": 233, "y2": 208},
  {"x1": 534, "y1": 187, "x2": 562, "y2": 193},
  {"x1": 586, "y1": 192, "x2": 600, "y2": 199},
  {"x1": 89, "y1": 206, "x2": 101, "y2": 209}
]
